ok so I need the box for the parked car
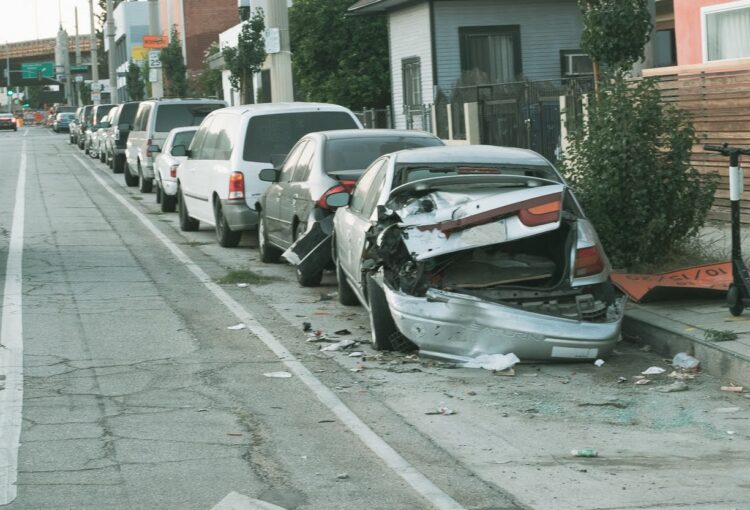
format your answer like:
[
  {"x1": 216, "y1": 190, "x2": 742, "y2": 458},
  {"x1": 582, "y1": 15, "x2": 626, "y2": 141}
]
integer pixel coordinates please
[
  {"x1": 330, "y1": 145, "x2": 626, "y2": 361},
  {"x1": 104, "y1": 101, "x2": 140, "y2": 173},
  {"x1": 0, "y1": 113, "x2": 17, "y2": 131},
  {"x1": 175, "y1": 102, "x2": 362, "y2": 247},
  {"x1": 69, "y1": 107, "x2": 83, "y2": 144},
  {"x1": 77, "y1": 105, "x2": 93, "y2": 149},
  {"x1": 84, "y1": 104, "x2": 115, "y2": 156},
  {"x1": 90, "y1": 109, "x2": 115, "y2": 161},
  {"x1": 125, "y1": 98, "x2": 227, "y2": 192},
  {"x1": 152, "y1": 126, "x2": 197, "y2": 213},
  {"x1": 52, "y1": 112, "x2": 74, "y2": 133},
  {"x1": 258, "y1": 129, "x2": 444, "y2": 286}
]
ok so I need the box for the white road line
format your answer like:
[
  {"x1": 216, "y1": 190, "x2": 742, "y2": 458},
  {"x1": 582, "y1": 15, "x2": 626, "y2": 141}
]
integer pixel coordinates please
[
  {"x1": 22, "y1": 128, "x2": 28, "y2": 137},
  {"x1": 73, "y1": 155, "x2": 466, "y2": 510},
  {"x1": 0, "y1": 142, "x2": 27, "y2": 505}
]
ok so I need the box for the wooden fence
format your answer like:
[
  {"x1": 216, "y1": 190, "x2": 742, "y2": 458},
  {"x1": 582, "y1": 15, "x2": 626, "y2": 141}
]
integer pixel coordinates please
[{"x1": 645, "y1": 59, "x2": 750, "y2": 222}]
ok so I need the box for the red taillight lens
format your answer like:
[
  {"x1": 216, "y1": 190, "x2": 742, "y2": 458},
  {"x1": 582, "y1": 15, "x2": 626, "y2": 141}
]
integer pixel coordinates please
[
  {"x1": 169, "y1": 164, "x2": 179, "y2": 178},
  {"x1": 228, "y1": 172, "x2": 245, "y2": 200},
  {"x1": 518, "y1": 197, "x2": 561, "y2": 226},
  {"x1": 146, "y1": 138, "x2": 153, "y2": 157},
  {"x1": 11, "y1": 118, "x2": 16, "y2": 124},
  {"x1": 316, "y1": 184, "x2": 349, "y2": 210},
  {"x1": 575, "y1": 246, "x2": 605, "y2": 277}
]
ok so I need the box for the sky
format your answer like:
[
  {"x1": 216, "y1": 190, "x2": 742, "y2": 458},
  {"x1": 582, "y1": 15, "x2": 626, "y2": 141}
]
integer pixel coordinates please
[{"x1": 0, "y1": 0, "x2": 102, "y2": 44}]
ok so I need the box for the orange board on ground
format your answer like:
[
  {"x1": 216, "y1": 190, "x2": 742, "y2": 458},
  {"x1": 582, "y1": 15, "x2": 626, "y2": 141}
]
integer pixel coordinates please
[
  {"x1": 611, "y1": 262, "x2": 733, "y2": 302},
  {"x1": 143, "y1": 35, "x2": 168, "y2": 49}
]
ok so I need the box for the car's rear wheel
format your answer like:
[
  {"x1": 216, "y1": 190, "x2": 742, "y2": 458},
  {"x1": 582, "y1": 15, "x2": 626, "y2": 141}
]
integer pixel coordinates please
[
  {"x1": 293, "y1": 222, "x2": 322, "y2": 286},
  {"x1": 124, "y1": 163, "x2": 138, "y2": 187},
  {"x1": 178, "y1": 187, "x2": 199, "y2": 231},
  {"x1": 161, "y1": 192, "x2": 177, "y2": 213},
  {"x1": 113, "y1": 155, "x2": 124, "y2": 174},
  {"x1": 99, "y1": 148, "x2": 106, "y2": 163},
  {"x1": 336, "y1": 258, "x2": 360, "y2": 306},
  {"x1": 366, "y1": 275, "x2": 396, "y2": 351},
  {"x1": 258, "y1": 213, "x2": 281, "y2": 263},
  {"x1": 138, "y1": 165, "x2": 153, "y2": 193},
  {"x1": 155, "y1": 185, "x2": 162, "y2": 204},
  {"x1": 214, "y1": 201, "x2": 242, "y2": 248}
]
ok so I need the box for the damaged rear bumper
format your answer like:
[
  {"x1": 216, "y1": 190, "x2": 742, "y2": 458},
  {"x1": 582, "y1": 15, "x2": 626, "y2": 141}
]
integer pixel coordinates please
[
  {"x1": 384, "y1": 286, "x2": 627, "y2": 362},
  {"x1": 282, "y1": 216, "x2": 334, "y2": 276}
]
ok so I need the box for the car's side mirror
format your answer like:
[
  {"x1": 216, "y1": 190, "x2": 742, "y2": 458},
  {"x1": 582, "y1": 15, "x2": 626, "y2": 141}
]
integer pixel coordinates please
[
  {"x1": 171, "y1": 145, "x2": 186, "y2": 157},
  {"x1": 259, "y1": 168, "x2": 280, "y2": 182},
  {"x1": 325, "y1": 191, "x2": 350, "y2": 209},
  {"x1": 148, "y1": 144, "x2": 161, "y2": 154}
]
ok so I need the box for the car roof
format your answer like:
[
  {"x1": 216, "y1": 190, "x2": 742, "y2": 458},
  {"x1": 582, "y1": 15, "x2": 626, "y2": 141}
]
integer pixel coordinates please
[
  {"x1": 145, "y1": 98, "x2": 226, "y2": 105},
  {"x1": 218, "y1": 102, "x2": 354, "y2": 116},
  {"x1": 169, "y1": 126, "x2": 199, "y2": 134},
  {"x1": 391, "y1": 145, "x2": 552, "y2": 166},
  {"x1": 314, "y1": 129, "x2": 437, "y2": 141}
]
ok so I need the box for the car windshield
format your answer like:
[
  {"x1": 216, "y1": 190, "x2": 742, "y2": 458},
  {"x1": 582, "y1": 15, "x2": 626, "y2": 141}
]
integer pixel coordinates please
[
  {"x1": 172, "y1": 130, "x2": 196, "y2": 149},
  {"x1": 244, "y1": 111, "x2": 358, "y2": 163},
  {"x1": 58, "y1": 113, "x2": 75, "y2": 120},
  {"x1": 394, "y1": 162, "x2": 562, "y2": 186},
  {"x1": 94, "y1": 105, "x2": 115, "y2": 123},
  {"x1": 155, "y1": 103, "x2": 224, "y2": 132},
  {"x1": 324, "y1": 136, "x2": 442, "y2": 174}
]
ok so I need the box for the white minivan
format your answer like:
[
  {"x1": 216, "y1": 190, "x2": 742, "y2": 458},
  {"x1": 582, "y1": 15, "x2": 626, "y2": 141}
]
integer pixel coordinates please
[
  {"x1": 125, "y1": 98, "x2": 226, "y2": 193},
  {"x1": 174, "y1": 102, "x2": 362, "y2": 247}
]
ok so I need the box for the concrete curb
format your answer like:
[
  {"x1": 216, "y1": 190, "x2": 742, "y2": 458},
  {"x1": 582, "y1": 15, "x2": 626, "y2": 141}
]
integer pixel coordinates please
[{"x1": 623, "y1": 307, "x2": 750, "y2": 388}]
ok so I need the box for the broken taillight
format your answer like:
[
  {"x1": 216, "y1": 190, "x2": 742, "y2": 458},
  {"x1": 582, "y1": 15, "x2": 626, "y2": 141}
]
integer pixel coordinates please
[
  {"x1": 146, "y1": 138, "x2": 153, "y2": 157},
  {"x1": 228, "y1": 172, "x2": 245, "y2": 200},
  {"x1": 316, "y1": 181, "x2": 355, "y2": 210},
  {"x1": 575, "y1": 246, "x2": 605, "y2": 277},
  {"x1": 169, "y1": 164, "x2": 179, "y2": 178},
  {"x1": 518, "y1": 196, "x2": 562, "y2": 227}
]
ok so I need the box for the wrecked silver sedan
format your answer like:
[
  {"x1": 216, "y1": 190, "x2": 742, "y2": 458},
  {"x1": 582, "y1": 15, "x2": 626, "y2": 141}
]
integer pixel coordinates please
[{"x1": 330, "y1": 145, "x2": 625, "y2": 362}]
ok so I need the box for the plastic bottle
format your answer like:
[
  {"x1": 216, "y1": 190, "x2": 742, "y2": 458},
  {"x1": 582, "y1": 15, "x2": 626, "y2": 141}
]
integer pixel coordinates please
[{"x1": 571, "y1": 449, "x2": 598, "y2": 458}]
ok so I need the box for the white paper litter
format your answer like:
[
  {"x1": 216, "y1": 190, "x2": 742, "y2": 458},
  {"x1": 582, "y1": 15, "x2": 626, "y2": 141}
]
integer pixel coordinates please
[
  {"x1": 321, "y1": 340, "x2": 357, "y2": 352},
  {"x1": 236, "y1": 283, "x2": 249, "y2": 288},
  {"x1": 594, "y1": 359, "x2": 605, "y2": 367},
  {"x1": 463, "y1": 353, "x2": 520, "y2": 371},
  {"x1": 348, "y1": 351, "x2": 364, "y2": 357},
  {"x1": 263, "y1": 372, "x2": 292, "y2": 378},
  {"x1": 227, "y1": 323, "x2": 247, "y2": 330},
  {"x1": 641, "y1": 366, "x2": 666, "y2": 375}
]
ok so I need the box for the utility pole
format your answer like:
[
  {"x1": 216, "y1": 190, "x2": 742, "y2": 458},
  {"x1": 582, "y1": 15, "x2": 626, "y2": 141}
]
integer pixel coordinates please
[
  {"x1": 88, "y1": 0, "x2": 100, "y2": 105},
  {"x1": 266, "y1": 0, "x2": 293, "y2": 102},
  {"x1": 148, "y1": 0, "x2": 164, "y2": 99},
  {"x1": 106, "y1": 0, "x2": 118, "y2": 103},
  {"x1": 5, "y1": 42, "x2": 11, "y2": 113},
  {"x1": 75, "y1": 7, "x2": 82, "y2": 106}
]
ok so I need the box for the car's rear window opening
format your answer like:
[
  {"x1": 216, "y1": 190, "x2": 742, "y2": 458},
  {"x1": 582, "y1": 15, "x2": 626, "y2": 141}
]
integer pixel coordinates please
[
  {"x1": 244, "y1": 111, "x2": 358, "y2": 163},
  {"x1": 324, "y1": 136, "x2": 442, "y2": 174},
  {"x1": 155, "y1": 104, "x2": 224, "y2": 132},
  {"x1": 395, "y1": 163, "x2": 561, "y2": 185}
]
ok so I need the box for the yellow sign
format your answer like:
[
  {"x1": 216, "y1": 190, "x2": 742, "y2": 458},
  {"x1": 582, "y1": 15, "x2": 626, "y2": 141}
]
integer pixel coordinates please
[{"x1": 131, "y1": 46, "x2": 148, "y2": 61}]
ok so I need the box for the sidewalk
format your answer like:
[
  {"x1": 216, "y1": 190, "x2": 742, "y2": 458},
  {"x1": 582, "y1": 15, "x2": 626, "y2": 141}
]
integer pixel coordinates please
[{"x1": 622, "y1": 221, "x2": 750, "y2": 387}]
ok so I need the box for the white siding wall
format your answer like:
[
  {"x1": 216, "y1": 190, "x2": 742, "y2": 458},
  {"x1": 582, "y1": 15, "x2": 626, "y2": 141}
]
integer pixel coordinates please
[
  {"x1": 433, "y1": 0, "x2": 583, "y2": 91},
  {"x1": 388, "y1": 3, "x2": 434, "y2": 130}
]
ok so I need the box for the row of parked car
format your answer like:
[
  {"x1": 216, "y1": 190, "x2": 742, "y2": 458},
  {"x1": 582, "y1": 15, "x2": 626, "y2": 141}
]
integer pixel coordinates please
[{"x1": 64, "y1": 98, "x2": 626, "y2": 363}]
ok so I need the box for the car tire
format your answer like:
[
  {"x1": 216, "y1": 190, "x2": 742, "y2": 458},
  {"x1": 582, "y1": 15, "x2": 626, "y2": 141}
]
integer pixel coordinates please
[
  {"x1": 155, "y1": 185, "x2": 162, "y2": 204},
  {"x1": 214, "y1": 201, "x2": 242, "y2": 248},
  {"x1": 336, "y1": 258, "x2": 360, "y2": 306},
  {"x1": 161, "y1": 193, "x2": 177, "y2": 213},
  {"x1": 258, "y1": 214, "x2": 281, "y2": 263},
  {"x1": 366, "y1": 275, "x2": 397, "y2": 351},
  {"x1": 178, "y1": 188, "x2": 200, "y2": 231},
  {"x1": 138, "y1": 169, "x2": 153, "y2": 193},
  {"x1": 100, "y1": 149, "x2": 106, "y2": 163},
  {"x1": 124, "y1": 163, "x2": 139, "y2": 187},
  {"x1": 296, "y1": 266, "x2": 323, "y2": 287},
  {"x1": 113, "y1": 155, "x2": 124, "y2": 174}
]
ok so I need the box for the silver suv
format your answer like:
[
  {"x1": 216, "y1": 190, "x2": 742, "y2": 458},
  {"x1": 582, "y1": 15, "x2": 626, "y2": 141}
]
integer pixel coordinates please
[{"x1": 125, "y1": 98, "x2": 226, "y2": 192}]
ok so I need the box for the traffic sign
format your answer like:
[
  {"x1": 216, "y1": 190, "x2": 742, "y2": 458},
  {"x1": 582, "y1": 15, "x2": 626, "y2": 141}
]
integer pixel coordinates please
[
  {"x1": 70, "y1": 65, "x2": 88, "y2": 73},
  {"x1": 148, "y1": 50, "x2": 162, "y2": 68},
  {"x1": 21, "y1": 62, "x2": 54, "y2": 80},
  {"x1": 143, "y1": 35, "x2": 168, "y2": 49},
  {"x1": 132, "y1": 46, "x2": 148, "y2": 61}
]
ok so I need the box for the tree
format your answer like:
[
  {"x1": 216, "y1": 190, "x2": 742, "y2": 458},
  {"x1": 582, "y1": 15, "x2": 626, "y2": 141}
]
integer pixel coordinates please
[
  {"x1": 222, "y1": 7, "x2": 266, "y2": 104},
  {"x1": 126, "y1": 61, "x2": 145, "y2": 101},
  {"x1": 579, "y1": 0, "x2": 653, "y2": 93},
  {"x1": 160, "y1": 28, "x2": 188, "y2": 98},
  {"x1": 188, "y1": 42, "x2": 223, "y2": 99},
  {"x1": 290, "y1": 0, "x2": 390, "y2": 109},
  {"x1": 563, "y1": 75, "x2": 718, "y2": 268}
]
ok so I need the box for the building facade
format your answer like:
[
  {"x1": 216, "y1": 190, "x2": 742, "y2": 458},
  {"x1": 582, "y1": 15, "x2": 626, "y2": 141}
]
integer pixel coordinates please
[
  {"x1": 104, "y1": 0, "x2": 150, "y2": 102},
  {"x1": 673, "y1": 0, "x2": 750, "y2": 66}
]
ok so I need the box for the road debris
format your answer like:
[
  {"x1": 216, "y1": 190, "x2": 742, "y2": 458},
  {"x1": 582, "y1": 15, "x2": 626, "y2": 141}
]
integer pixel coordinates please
[
  {"x1": 263, "y1": 372, "x2": 292, "y2": 378},
  {"x1": 426, "y1": 406, "x2": 456, "y2": 416},
  {"x1": 336, "y1": 473, "x2": 349, "y2": 480},
  {"x1": 667, "y1": 370, "x2": 696, "y2": 380},
  {"x1": 302, "y1": 322, "x2": 312, "y2": 332},
  {"x1": 463, "y1": 353, "x2": 520, "y2": 371},
  {"x1": 578, "y1": 401, "x2": 628, "y2": 409},
  {"x1": 236, "y1": 283, "x2": 249, "y2": 288},
  {"x1": 721, "y1": 385, "x2": 744, "y2": 393},
  {"x1": 672, "y1": 352, "x2": 700, "y2": 370},
  {"x1": 334, "y1": 329, "x2": 352, "y2": 335},
  {"x1": 306, "y1": 330, "x2": 332, "y2": 342},
  {"x1": 571, "y1": 449, "x2": 598, "y2": 458},
  {"x1": 348, "y1": 351, "x2": 364, "y2": 357},
  {"x1": 634, "y1": 378, "x2": 651, "y2": 385},
  {"x1": 594, "y1": 359, "x2": 605, "y2": 367},
  {"x1": 227, "y1": 323, "x2": 247, "y2": 330},
  {"x1": 704, "y1": 329, "x2": 739, "y2": 342},
  {"x1": 641, "y1": 366, "x2": 666, "y2": 375},
  {"x1": 226, "y1": 432, "x2": 243, "y2": 437},
  {"x1": 658, "y1": 381, "x2": 689, "y2": 393},
  {"x1": 321, "y1": 339, "x2": 357, "y2": 352},
  {"x1": 617, "y1": 376, "x2": 628, "y2": 384},
  {"x1": 712, "y1": 407, "x2": 741, "y2": 414}
]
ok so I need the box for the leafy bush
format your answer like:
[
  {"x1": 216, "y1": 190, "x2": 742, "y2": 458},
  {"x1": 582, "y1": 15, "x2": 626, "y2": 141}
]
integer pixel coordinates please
[{"x1": 563, "y1": 74, "x2": 718, "y2": 268}]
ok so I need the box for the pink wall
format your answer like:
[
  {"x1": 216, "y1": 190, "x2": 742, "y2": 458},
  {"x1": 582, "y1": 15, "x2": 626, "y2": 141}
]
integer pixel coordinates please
[{"x1": 675, "y1": 0, "x2": 738, "y2": 65}]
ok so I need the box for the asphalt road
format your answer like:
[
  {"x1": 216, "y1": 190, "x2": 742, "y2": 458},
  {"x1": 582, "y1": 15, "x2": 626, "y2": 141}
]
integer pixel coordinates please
[{"x1": 1, "y1": 127, "x2": 749, "y2": 510}]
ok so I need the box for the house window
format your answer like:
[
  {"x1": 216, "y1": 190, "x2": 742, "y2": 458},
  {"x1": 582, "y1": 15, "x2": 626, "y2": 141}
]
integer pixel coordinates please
[
  {"x1": 654, "y1": 29, "x2": 677, "y2": 67},
  {"x1": 703, "y1": 1, "x2": 750, "y2": 62},
  {"x1": 459, "y1": 26, "x2": 521, "y2": 83},
  {"x1": 560, "y1": 50, "x2": 593, "y2": 77},
  {"x1": 402, "y1": 57, "x2": 422, "y2": 107}
]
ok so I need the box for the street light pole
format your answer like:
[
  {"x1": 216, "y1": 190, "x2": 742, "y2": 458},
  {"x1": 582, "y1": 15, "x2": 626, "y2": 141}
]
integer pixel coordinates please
[
  {"x1": 106, "y1": 0, "x2": 118, "y2": 103},
  {"x1": 148, "y1": 0, "x2": 164, "y2": 99},
  {"x1": 5, "y1": 42, "x2": 11, "y2": 113},
  {"x1": 88, "y1": 0, "x2": 99, "y2": 105}
]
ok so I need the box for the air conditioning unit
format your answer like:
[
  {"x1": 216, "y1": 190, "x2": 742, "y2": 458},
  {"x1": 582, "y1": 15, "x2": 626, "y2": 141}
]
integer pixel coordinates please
[{"x1": 562, "y1": 53, "x2": 593, "y2": 77}]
